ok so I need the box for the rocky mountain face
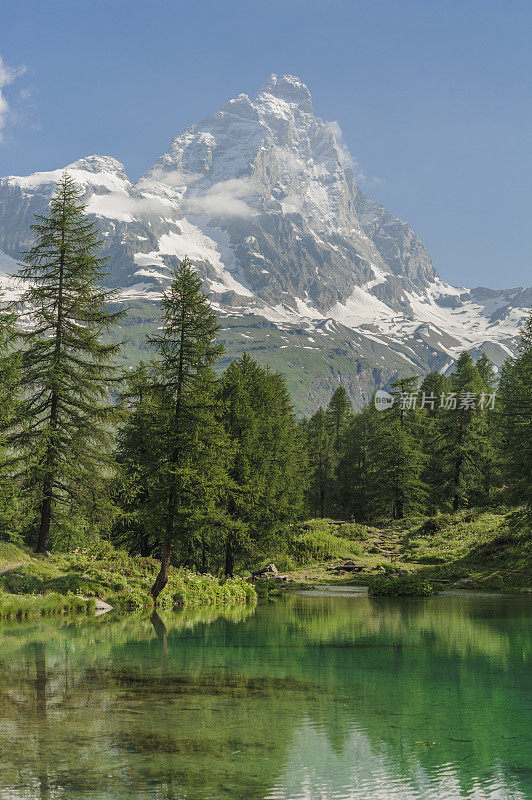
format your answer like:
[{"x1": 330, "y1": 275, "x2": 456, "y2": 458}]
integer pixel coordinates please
[{"x1": 0, "y1": 74, "x2": 529, "y2": 413}]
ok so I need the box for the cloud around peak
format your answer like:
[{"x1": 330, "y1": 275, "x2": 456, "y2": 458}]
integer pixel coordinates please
[{"x1": 184, "y1": 177, "x2": 257, "y2": 218}]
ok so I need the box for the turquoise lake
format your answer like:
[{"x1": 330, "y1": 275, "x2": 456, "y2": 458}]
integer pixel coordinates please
[{"x1": 0, "y1": 590, "x2": 530, "y2": 799}]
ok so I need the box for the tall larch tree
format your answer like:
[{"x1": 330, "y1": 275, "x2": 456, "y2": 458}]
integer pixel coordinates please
[
  {"x1": 219, "y1": 354, "x2": 305, "y2": 574},
  {"x1": 497, "y1": 312, "x2": 532, "y2": 507},
  {"x1": 336, "y1": 405, "x2": 371, "y2": 520},
  {"x1": 0, "y1": 298, "x2": 21, "y2": 539},
  {"x1": 325, "y1": 385, "x2": 352, "y2": 515},
  {"x1": 326, "y1": 385, "x2": 352, "y2": 443},
  {"x1": 8, "y1": 173, "x2": 124, "y2": 553},
  {"x1": 113, "y1": 363, "x2": 162, "y2": 557},
  {"x1": 148, "y1": 257, "x2": 226, "y2": 603},
  {"x1": 434, "y1": 352, "x2": 488, "y2": 511},
  {"x1": 305, "y1": 407, "x2": 335, "y2": 518},
  {"x1": 365, "y1": 378, "x2": 427, "y2": 519}
]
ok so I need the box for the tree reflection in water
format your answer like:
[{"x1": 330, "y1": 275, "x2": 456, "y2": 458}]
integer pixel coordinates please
[{"x1": 0, "y1": 594, "x2": 529, "y2": 800}]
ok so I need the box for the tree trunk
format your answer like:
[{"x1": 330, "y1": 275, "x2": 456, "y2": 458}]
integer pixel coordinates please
[
  {"x1": 37, "y1": 480, "x2": 52, "y2": 554},
  {"x1": 151, "y1": 542, "x2": 171, "y2": 605},
  {"x1": 151, "y1": 484, "x2": 175, "y2": 605},
  {"x1": 225, "y1": 536, "x2": 234, "y2": 577},
  {"x1": 394, "y1": 498, "x2": 404, "y2": 520},
  {"x1": 452, "y1": 456, "x2": 463, "y2": 511}
]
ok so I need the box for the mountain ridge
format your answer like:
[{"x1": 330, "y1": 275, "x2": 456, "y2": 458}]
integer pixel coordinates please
[{"x1": 0, "y1": 73, "x2": 529, "y2": 412}]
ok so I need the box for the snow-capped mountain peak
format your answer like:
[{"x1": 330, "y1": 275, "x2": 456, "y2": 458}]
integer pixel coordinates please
[
  {"x1": 257, "y1": 73, "x2": 313, "y2": 110},
  {"x1": 0, "y1": 74, "x2": 529, "y2": 409}
]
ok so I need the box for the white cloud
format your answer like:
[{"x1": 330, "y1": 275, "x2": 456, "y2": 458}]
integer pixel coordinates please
[
  {"x1": 138, "y1": 168, "x2": 203, "y2": 188},
  {"x1": 277, "y1": 148, "x2": 304, "y2": 176},
  {"x1": 326, "y1": 120, "x2": 354, "y2": 169},
  {"x1": 0, "y1": 55, "x2": 26, "y2": 142},
  {"x1": 326, "y1": 120, "x2": 385, "y2": 187},
  {"x1": 184, "y1": 177, "x2": 256, "y2": 218},
  {"x1": 85, "y1": 191, "x2": 174, "y2": 221}
]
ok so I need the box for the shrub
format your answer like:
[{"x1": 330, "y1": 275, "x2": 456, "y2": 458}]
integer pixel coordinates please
[
  {"x1": 270, "y1": 554, "x2": 297, "y2": 572},
  {"x1": 287, "y1": 528, "x2": 360, "y2": 565},
  {"x1": 418, "y1": 516, "x2": 452, "y2": 536},
  {"x1": 156, "y1": 571, "x2": 256, "y2": 610},
  {"x1": 368, "y1": 575, "x2": 437, "y2": 597}
]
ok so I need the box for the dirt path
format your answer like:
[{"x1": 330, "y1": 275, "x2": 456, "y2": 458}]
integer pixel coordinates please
[{"x1": 0, "y1": 561, "x2": 27, "y2": 575}]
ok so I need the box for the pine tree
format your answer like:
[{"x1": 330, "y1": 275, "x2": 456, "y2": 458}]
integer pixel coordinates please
[
  {"x1": 0, "y1": 298, "x2": 21, "y2": 540},
  {"x1": 324, "y1": 385, "x2": 352, "y2": 515},
  {"x1": 433, "y1": 352, "x2": 489, "y2": 511},
  {"x1": 476, "y1": 353, "x2": 496, "y2": 390},
  {"x1": 473, "y1": 353, "x2": 499, "y2": 505},
  {"x1": 417, "y1": 371, "x2": 449, "y2": 513},
  {"x1": 497, "y1": 312, "x2": 532, "y2": 507},
  {"x1": 326, "y1": 385, "x2": 351, "y2": 442},
  {"x1": 148, "y1": 257, "x2": 226, "y2": 602},
  {"x1": 419, "y1": 371, "x2": 448, "y2": 417},
  {"x1": 114, "y1": 363, "x2": 162, "y2": 556},
  {"x1": 219, "y1": 354, "x2": 305, "y2": 573},
  {"x1": 8, "y1": 174, "x2": 124, "y2": 553},
  {"x1": 336, "y1": 406, "x2": 371, "y2": 520},
  {"x1": 365, "y1": 378, "x2": 427, "y2": 519},
  {"x1": 306, "y1": 407, "x2": 334, "y2": 517}
]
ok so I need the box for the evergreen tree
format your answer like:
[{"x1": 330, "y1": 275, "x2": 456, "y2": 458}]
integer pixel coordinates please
[
  {"x1": 365, "y1": 378, "x2": 427, "y2": 519},
  {"x1": 497, "y1": 312, "x2": 532, "y2": 507},
  {"x1": 148, "y1": 257, "x2": 226, "y2": 602},
  {"x1": 0, "y1": 298, "x2": 21, "y2": 540},
  {"x1": 326, "y1": 385, "x2": 352, "y2": 442},
  {"x1": 419, "y1": 371, "x2": 448, "y2": 417},
  {"x1": 325, "y1": 385, "x2": 352, "y2": 515},
  {"x1": 114, "y1": 363, "x2": 162, "y2": 556},
  {"x1": 433, "y1": 352, "x2": 490, "y2": 511},
  {"x1": 336, "y1": 406, "x2": 371, "y2": 520},
  {"x1": 418, "y1": 371, "x2": 449, "y2": 512},
  {"x1": 473, "y1": 353, "x2": 499, "y2": 505},
  {"x1": 219, "y1": 354, "x2": 305, "y2": 574},
  {"x1": 8, "y1": 174, "x2": 124, "y2": 553},
  {"x1": 476, "y1": 353, "x2": 496, "y2": 390},
  {"x1": 306, "y1": 407, "x2": 334, "y2": 517}
]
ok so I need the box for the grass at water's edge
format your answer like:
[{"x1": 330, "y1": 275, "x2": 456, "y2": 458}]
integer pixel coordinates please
[
  {"x1": 0, "y1": 590, "x2": 95, "y2": 619},
  {"x1": 1, "y1": 508, "x2": 529, "y2": 617},
  {"x1": 0, "y1": 541, "x2": 257, "y2": 619},
  {"x1": 262, "y1": 510, "x2": 532, "y2": 594}
]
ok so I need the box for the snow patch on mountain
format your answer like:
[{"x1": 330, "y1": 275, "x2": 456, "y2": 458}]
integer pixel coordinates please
[{"x1": 0, "y1": 74, "x2": 529, "y2": 384}]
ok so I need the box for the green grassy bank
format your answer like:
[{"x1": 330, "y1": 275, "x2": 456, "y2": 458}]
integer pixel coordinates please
[
  {"x1": 0, "y1": 541, "x2": 256, "y2": 620},
  {"x1": 262, "y1": 510, "x2": 532, "y2": 593}
]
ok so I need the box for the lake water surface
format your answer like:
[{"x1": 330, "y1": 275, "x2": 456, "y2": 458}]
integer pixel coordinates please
[{"x1": 0, "y1": 591, "x2": 530, "y2": 800}]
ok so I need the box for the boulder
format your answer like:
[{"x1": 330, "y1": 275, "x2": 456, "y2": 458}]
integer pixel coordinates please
[
  {"x1": 252, "y1": 563, "x2": 278, "y2": 578},
  {"x1": 334, "y1": 560, "x2": 364, "y2": 572}
]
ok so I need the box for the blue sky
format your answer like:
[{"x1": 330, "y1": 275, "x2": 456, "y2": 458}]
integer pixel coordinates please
[{"x1": 1, "y1": 0, "x2": 530, "y2": 289}]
